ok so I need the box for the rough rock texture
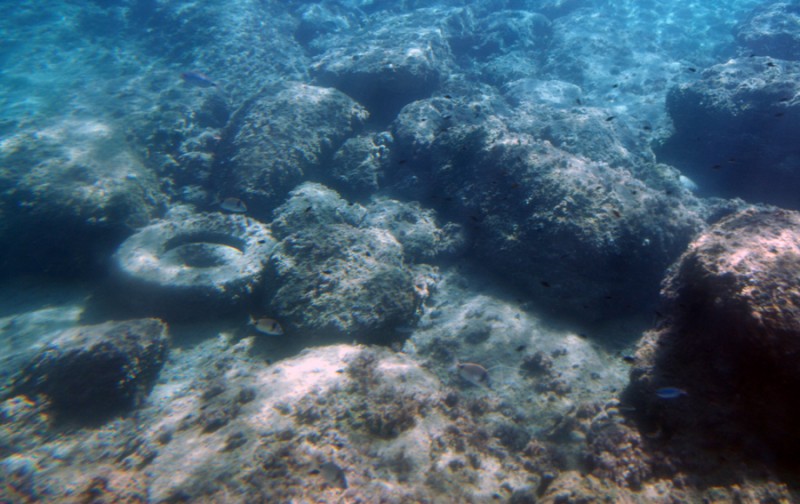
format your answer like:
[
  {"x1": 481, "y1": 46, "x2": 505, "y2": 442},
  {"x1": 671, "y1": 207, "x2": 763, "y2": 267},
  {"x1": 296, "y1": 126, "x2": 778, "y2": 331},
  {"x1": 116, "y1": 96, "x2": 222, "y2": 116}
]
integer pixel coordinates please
[
  {"x1": 267, "y1": 183, "x2": 463, "y2": 341},
  {"x1": 112, "y1": 209, "x2": 276, "y2": 320},
  {"x1": 214, "y1": 82, "x2": 369, "y2": 218},
  {"x1": 268, "y1": 182, "x2": 368, "y2": 240},
  {"x1": 311, "y1": 10, "x2": 453, "y2": 124},
  {"x1": 268, "y1": 223, "x2": 418, "y2": 342},
  {"x1": 392, "y1": 92, "x2": 704, "y2": 320},
  {"x1": 3, "y1": 328, "x2": 563, "y2": 502},
  {"x1": 464, "y1": 10, "x2": 553, "y2": 86},
  {"x1": 129, "y1": 0, "x2": 307, "y2": 105},
  {"x1": 626, "y1": 208, "x2": 800, "y2": 460},
  {"x1": 9, "y1": 319, "x2": 168, "y2": 421},
  {"x1": 659, "y1": 57, "x2": 800, "y2": 208},
  {"x1": 329, "y1": 132, "x2": 393, "y2": 197},
  {"x1": 364, "y1": 197, "x2": 465, "y2": 262},
  {"x1": 0, "y1": 118, "x2": 165, "y2": 276},
  {"x1": 734, "y1": 2, "x2": 800, "y2": 61}
]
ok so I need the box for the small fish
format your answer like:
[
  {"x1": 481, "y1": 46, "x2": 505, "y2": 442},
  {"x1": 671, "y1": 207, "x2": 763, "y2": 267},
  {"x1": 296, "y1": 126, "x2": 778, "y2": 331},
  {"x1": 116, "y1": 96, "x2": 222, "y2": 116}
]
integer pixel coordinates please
[
  {"x1": 181, "y1": 71, "x2": 218, "y2": 88},
  {"x1": 687, "y1": 67, "x2": 697, "y2": 73},
  {"x1": 250, "y1": 317, "x2": 284, "y2": 336},
  {"x1": 456, "y1": 362, "x2": 491, "y2": 388},
  {"x1": 605, "y1": 116, "x2": 616, "y2": 122},
  {"x1": 319, "y1": 462, "x2": 348, "y2": 489},
  {"x1": 655, "y1": 387, "x2": 688, "y2": 399},
  {"x1": 220, "y1": 197, "x2": 247, "y2": 213}
]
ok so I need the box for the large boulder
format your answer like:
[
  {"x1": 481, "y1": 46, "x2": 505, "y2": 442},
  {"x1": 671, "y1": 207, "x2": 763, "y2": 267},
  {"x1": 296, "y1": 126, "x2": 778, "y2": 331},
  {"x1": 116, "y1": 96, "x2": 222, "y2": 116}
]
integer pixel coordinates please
[
  {"x1": 213, "y1": 82, "x2": 368, "y2": 218},
  {"x1": 734, "y1": 2, "x2": 800, "y2": 61},
  {"x1": 659, "y1": 57, "x2": 800, "y2": 208},
  {"x1": 626, "y1": 208, "x2": 800, "y2": 459},
  {"x1": 267, "y1": 219, "x2": 418, "y2": 342},
  {"x1": 9, "y1": 319, "x2": 169, "y2": 421},
  {"x1": 0, "y1": 118, "x2": 165, "y2": 276},
  {"x1": 310, "y1": 10, "x2": 453, "y2": 124},
  {"x1": 391, "y1": 92, "x2": 704, "y2": 321}
]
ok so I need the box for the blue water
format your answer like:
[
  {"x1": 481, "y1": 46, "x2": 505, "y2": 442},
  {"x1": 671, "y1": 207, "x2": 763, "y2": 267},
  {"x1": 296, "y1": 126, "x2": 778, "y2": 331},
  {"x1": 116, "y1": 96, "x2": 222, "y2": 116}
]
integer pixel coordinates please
[{"x1": 1, "y1": 0, "x2": 799, "y2": 502}]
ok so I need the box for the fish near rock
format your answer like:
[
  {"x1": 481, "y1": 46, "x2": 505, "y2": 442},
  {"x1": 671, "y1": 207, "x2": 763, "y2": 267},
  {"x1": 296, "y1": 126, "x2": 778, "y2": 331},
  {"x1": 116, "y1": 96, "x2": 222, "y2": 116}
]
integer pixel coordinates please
[
  {"x1": 220, "y1": 197, "x2": 247, "y2": 213},
  {"x1": 181, "y1": 71, "x2": 218, "y2": 88},
  {"x1": 250, "y1": 317, "x2": 284, "y2": 336},
  {"x1": 456, "y1": 362, "x2": 491, "y2": 388}
]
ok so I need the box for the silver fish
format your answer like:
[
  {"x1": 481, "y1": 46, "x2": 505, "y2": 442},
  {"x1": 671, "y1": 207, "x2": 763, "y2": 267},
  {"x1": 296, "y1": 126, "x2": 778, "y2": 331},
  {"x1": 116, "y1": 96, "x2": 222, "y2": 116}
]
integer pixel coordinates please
[
  {"x1": 220, "y1": 197, "x2": 247, "y2": 213},
  {"x1": 181, "y1": 71, "x2": 218, "y2": 88},
  {"x1": 457, "y1": 362, "x2": 490, "y2": 388},
  {"x1": 251, "y1": 317, "x2": 284, "y2": 336}
]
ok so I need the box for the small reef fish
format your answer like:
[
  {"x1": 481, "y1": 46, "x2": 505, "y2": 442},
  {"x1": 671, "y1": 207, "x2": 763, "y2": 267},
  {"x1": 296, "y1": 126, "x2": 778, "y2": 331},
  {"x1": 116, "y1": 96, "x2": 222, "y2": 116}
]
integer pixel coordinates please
[
  {"x1": 456, "y1": 362, "x2": 491, "y2": 388},
  {"x1": 319, "y1": 462, "x2": 348, "y2": 489},
  {"x1": 181, "y1": 71, "x2": 218, "y2": 88},
  {"x1": 250, "y1": 317, "x2": 284, "y2": 336},
  {"x1": 220, "y1": 197, "x2": 247, "y2": 213},
  {"x1": 655, "y1": 387, "x2": 688, "y2": 399}
]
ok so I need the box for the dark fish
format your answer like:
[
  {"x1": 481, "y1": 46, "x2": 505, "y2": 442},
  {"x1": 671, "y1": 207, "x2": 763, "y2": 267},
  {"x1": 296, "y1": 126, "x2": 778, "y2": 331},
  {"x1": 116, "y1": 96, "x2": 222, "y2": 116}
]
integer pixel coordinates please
[
  {"x1": 711, "y1": 164, "x2": 722, "y2": 170},
  {"x1": 181, "y1": 71, "x2": 218, "y2": 88},
  {"x1": 605, "y1": 116, "x2": 616, "y2": 122},
  {"x1": 540, "y1": 281, "x2": 551, "y2": 288},
  {"x1": 687, "y1": 67, "x2": 697, "y2": 73},
  {"x1": 515, "y1": 345, "x2": 526, "y2": 352},
  {"x1": 622, "y1": 355, "x2": 635, "y2": 363},
  {"x1": 655, "y1": 387, "x2": 688, "y2": 399}
]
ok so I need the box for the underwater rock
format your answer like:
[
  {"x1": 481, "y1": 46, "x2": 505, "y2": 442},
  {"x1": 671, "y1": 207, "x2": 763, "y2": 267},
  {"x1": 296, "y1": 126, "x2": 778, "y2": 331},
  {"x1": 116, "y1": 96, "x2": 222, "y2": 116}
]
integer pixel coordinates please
[
  {"x1": 214, "y1": 82, "x2": 368, "y2": 218},
  {"x1": 329, "y1": 132, "x2": 393, "y2": 197},
  {"x1": 130, "y1": 0, "x2": 306, "y2": 105},
  {"x1": 142, "y1": 342, "x2": 552, "y2": 503},
  {"x1": 269, "y1": 182, "x2": 368, "y2": 240},
  {"x1": 292, "y1": 1, "x2": 366, "y2": 50},
  {"x1": 112, "y1": 210, "x2": 276, "y2": 320},
  {"x1": 660, "y1": 57, "x2": 800, "y2": 208},
  {"x1": 734, "y1": 2, "x2": 800, "y2": 61},
  {"x1": 0, "y1": 118, "x2": 165, "y2": 277},
  {"x1": 10, "y1": 319, "x2": 168, "y2": 421},
  {"x1": 310, "y1": 10, "x2": 452, "y2": 124},
  {"x1": 626, "y1": 208, "x2": 800, "y2": 459},
  {"x1": 267, "y1": 222, "x2": 418, "y2": 342},
  {"x1": 392, "y1": 92, "x2": 704, "y2": 320},
  {"x1": 363, "y1": 197, "x2": 465, "y2": 262},
  {"x1": 466, "y1": 10, "x2": 552, "y2": 85}
]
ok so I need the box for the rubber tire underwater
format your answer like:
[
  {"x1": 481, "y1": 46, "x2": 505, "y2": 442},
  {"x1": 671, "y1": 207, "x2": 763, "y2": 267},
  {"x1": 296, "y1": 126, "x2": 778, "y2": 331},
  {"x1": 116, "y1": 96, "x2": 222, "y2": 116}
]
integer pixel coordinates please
[{"x1": 112, "y1": 212, "x2": 276, "y2": 320}]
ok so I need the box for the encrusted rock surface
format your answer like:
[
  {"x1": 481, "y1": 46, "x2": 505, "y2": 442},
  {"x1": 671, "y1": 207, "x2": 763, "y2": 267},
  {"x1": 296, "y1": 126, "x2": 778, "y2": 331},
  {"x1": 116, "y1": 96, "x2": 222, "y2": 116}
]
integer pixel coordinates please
[
  {"x1": 0, "y1": 118, "x2": 165, "y2": 276},
  {"x1": 311, "y1": 9, "x2": 453, "y2": 124},
  {"x1": 626, "y1": 208, "x2": 800, "y2": 459},
  {"x1": 391, "y1": 91, "x2": 704, "y2": 320},
  {"x1": 734, "y1": 2, "x2": 800, "y2": 60},
  {"x1": 214, "y1": 82, "x2": 369, "y2": 218},
  {"x1": 267, "y1": 223, "x2": 418, "y2": 341},
  {"x1": 660, "y1": 57, "x2": 800, "y2": 208},
  {"x1": 9, "y1": 319, "x2": 168, "y2": 420}
]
